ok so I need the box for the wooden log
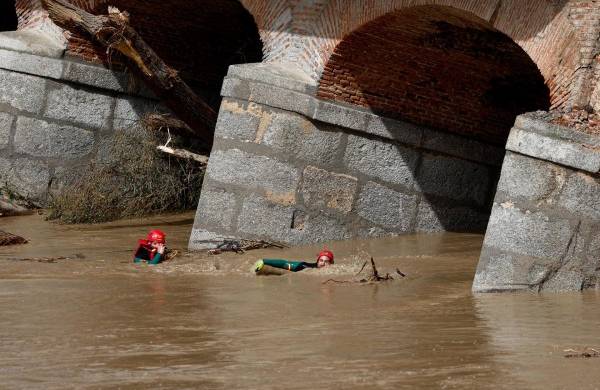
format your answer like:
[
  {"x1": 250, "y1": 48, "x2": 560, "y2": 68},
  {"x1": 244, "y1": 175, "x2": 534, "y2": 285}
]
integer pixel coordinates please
[
  {"x1": 0, "y1": 198, "x2": 32, "y2": 217},
  {"x1": 156, "y1": 145, "x2": 209, "y2": 165},
  {"x1": 41, "y1": 0, "x2": 217, "y2": 145},
  {"x1": 0, "y1": 230, "x2": 28, "y2": 246}
]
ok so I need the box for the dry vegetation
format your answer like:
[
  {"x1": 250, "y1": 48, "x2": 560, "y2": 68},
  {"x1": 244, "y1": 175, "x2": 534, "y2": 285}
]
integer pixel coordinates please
[{"x1": 47, "y1": 125, "x2": 204, "y2": 223}]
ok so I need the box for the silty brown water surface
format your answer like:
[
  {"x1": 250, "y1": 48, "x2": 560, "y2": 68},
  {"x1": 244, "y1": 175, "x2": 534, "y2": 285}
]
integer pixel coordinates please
[{"x1": 1, "y1": 213, "x2": 599, "y2": 389}]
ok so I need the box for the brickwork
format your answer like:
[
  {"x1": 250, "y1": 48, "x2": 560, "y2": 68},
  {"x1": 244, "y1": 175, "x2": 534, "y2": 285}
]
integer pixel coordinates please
[
  {"x1": 318, "y1": 6, "x2": 550, "y2": 145},
  {"x1": 16, "y1": 1, "x2": 599, "y2": 119}
]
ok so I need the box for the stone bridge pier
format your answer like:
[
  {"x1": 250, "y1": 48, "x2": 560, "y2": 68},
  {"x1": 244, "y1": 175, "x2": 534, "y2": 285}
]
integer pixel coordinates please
[
  {"x1": 189, "y1": 1, "x2": 600, "y2": 292},
  {"x1": 473, "y1": 115, "x2": 600, "y2": 292},
  {"x1": 189, "y1": 63, "x2": 504, "y2": 248}
]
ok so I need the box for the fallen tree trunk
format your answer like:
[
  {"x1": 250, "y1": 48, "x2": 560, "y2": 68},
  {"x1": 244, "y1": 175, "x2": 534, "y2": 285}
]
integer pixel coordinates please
[
  {"x1": 0, "y1": 198, "x2": 33, "y2": 217},
  {"x1": 0, "y1": 230, "x2": 28, "y2": 246},
  {"x1": 41, "y1": 0, "x2": 217, "y2": 146}
]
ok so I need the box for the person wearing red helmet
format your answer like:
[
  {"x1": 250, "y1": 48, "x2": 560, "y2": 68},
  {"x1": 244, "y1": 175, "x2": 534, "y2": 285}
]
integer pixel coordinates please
[
  {"x1": 133, "y1": 229, "x2": 167, "y2": 265},
  {"x1": 253, "y1": 248, "x2": 334, "y2": 273}
]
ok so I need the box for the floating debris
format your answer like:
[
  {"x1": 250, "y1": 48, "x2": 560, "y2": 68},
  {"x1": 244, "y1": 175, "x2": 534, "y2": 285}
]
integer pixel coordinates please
[
  {"x1": 323, "y1": 257, "x2": 406, "y2": 285},
  {"x1": 0, "y1": 230, "x2": 28, "y2": 246},
  {"x1": 208, "y1": 239, "x2": 287, "y2": 255},
  {"x1": 9, "y1": 253, "x2": 85, "y2": 263},
  {"x1": 564, "y1": 347, "x2": 600, "y2": 358}
]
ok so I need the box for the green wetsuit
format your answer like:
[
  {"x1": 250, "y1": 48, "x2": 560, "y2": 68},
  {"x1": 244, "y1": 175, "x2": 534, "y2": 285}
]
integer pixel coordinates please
[
  {"x1": 134, "y1": 246, "x2": 165, "y2": 265},
  {"x1": 254, "y1": 259, "x2": 318, "y2": 273}
]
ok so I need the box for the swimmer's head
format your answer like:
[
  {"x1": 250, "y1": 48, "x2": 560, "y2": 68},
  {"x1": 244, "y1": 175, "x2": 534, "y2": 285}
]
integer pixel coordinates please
[{"x1": 316, "y1": 249, "x2": 334, "y2": 268}]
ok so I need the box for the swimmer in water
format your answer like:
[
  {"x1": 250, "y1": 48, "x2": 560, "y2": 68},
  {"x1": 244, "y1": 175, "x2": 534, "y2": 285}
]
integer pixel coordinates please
[
  {"x1": 133, "y1": 229, "x2": 167, "y2": 265},
  {"x1": 253, "y1": 249, "x2": 334, "y2": 273}
]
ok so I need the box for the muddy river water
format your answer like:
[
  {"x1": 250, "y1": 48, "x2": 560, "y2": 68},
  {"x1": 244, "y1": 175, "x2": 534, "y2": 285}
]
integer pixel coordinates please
[{"x1": 1, "y1": 213, "x2": 599, "y2": 389}]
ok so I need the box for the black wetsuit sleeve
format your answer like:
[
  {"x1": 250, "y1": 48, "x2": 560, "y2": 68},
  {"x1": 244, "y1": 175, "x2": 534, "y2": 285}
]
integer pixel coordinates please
[{"x1": 298, "y1": 262, "x2": 318, "y2": 271}]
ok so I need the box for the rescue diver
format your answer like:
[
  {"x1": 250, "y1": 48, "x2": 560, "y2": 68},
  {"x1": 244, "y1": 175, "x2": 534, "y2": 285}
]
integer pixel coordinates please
[
  {"x1": 133, "y1": 229, "x2": 167, "y2": 265},
  {"x1": 253, "y1": 249, "x2": 334, "y2": 273}
]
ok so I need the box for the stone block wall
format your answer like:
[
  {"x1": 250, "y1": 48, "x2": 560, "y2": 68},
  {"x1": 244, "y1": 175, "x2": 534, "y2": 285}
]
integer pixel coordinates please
[
  {"x1": 473, "y1": 114, "x2": 600, "y2": 292},
  {"x1": 189, "y1": 64, "x2": 503, "y2": 249},
  {"x1": 0, "y1": 37, "x2": 164, "y2": 205}
]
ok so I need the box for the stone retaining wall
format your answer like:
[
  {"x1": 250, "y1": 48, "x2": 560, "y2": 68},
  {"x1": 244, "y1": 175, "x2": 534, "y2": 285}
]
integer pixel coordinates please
[
  {"x1": 189, "y1": 63, "x2": 504, "y2": 249},
  {"x1": 0, "y1": 33, "x2": 164, "y2": 204},
  {"x1": 473, "y1": 114, "x2": 600, "y2": 292}
]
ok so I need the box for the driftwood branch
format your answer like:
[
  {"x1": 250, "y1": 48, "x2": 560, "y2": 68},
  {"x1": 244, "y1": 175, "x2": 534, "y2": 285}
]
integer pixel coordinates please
[
  {"x1": 564, "y1": 347, "x2": 600, "y2": 358},
  {"x1": 0, "y1": 230, "x2": 28, "y2": 246},
  {"x1": 0, "y1": 198, "x2": 33, "y2": 217},
  {"x1": 208, "y1": 239, "x2": 287, "y2": 255},
  {"x1": 41, "y1": 0, "x2": 217, "y2": 145},
  {"x1": 157, "y1": 145, "x2": 209, "y2": 165},
  {"x1": 323, "y1": 257, "x2": 406, "y2": 285},
  {"x1": 8, "y1": 253, "x2": 84, "y2": 263}
]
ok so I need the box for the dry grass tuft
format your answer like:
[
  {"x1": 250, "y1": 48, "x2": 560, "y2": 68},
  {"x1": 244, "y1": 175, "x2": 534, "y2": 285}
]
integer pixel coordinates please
[{"x1": 47, "y1": 125, "x2": 204, "y2": 224}]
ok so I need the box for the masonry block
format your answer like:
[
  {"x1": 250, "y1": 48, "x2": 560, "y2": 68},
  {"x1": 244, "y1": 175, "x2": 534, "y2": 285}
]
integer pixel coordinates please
[
  {"x1": 14, "y1": 117, "x2": 94, "y2": 159},
  {"x1": 313, "y1": 100, "x2": 368, "y2": 130},
  {"x1": 188, "y1": 229, "x2": 238, "y2": 250},
  {"x1": 0, "y1": 156, "x2": 12, "y2": 183},
  {"x1": 300, "y1": 166, "x2": 357, "y2": 213},
  {"x1": 416, "y1": 201, "x2": 489, "y2": 233},
  {"x1": 62, "y1": 61, "x2": 128, "y2": 92},
  {"x1": 0, "y1": 48, "x2": 63, "y2": 79},
  {"x1": 195, "y1": 189, "x2": 237, "y2": 231},
  {"x1": 207, "y1": 148, "x2": 300, "y2": 200},
  {"x1": 507, "y1": 127, "x2": 600, "y2": 174},
  {"x1": 422, "y1": 128, "x2": 504, "y2": 166},
  {"x1": 557, "y1": 172, "x2": 600, "y2": 221},
  {"x1": 237, "y1": 194, "x2": 294, "y2": 242},
  {"x1": 496, "y1": 152, "x2": 565, "y2": 201},
  {"x1": 289, "y1": 211, "x2": 351, "y2": 244},
  {"x1": 482, "y1": 203, "x2": 574, "y2": 260},
  {"x1": 0, "y1": 69, "x2": 46, "y2": 113},
  {"x1": 214, "y1": 99, "x2": 261, "y2": 141},
  {"x1": 416, "y1": 154, "x2": 490, "y2": 206},
  {"x1": 45, "y1": 84, "x2": 114, "y2": 129},
  {"x1": 356, "y1": 181, "x2": 417, "y2": 230},
  {"x1": 11, "y1": 158, "x2": 50, "y2": 201},
  {"x1": 0, "y1": 112, "x2": 13, "y2": 149},
  {"x1": 364, "y1": 113, "x2": 422, "y2": 146},
  {"x1": 344, "y1": 134, "x2": 418, "y2": 189},
  {"x1": 262, "y1": 112, "x2": 342, "y2": 166},
  {"x1": 113, "y1": 96, "x2": 165, "y2": 130},
  {"x1": 249, "y1": 82, "x2": 315, "y2": 118}
]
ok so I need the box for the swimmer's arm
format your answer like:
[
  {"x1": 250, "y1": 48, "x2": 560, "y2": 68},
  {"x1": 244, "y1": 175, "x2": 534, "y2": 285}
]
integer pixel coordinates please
[{"x1": 147, "y1": 251, "x2": 164, "y2": 265}]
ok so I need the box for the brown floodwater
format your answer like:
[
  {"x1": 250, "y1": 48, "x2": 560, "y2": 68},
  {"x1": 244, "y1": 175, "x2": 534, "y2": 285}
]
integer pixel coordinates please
[{"x1": 1, "y1": 213, "x2": 600, "y2": 389}]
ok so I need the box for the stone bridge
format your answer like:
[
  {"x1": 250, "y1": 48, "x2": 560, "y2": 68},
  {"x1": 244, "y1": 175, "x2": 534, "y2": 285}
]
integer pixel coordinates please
[{"x1": 1, "y1": 0, "x2": 599, "y2": 291}]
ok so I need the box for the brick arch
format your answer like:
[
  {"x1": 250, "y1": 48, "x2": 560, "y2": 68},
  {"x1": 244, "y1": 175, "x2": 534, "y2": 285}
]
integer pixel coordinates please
[
  {"x1": 296, "y1": 1, "x2": 584, "y2": 111},
  {"x1": 317, "y1": 5, "x2": 552, "y2": 145}
]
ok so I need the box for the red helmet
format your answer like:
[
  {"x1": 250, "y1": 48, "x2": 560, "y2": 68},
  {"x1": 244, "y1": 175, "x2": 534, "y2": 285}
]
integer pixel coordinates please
[
  {"x1": 317, "y1": 249, "x2": 334, "y2": 264},
  {"x1": 146, "y1": 229, "x2": 166, "y2": 243}
]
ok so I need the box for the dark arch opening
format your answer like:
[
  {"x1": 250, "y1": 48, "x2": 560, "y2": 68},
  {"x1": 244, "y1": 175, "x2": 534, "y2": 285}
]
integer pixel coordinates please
[
  {"x1": 317, "y1": 6, "x2": 553, "y2": 235},
  {"x1": 318, "y1": 5, "x2": 550, "y2": 146},
  {"x1": 0, "y1": 0, "x2": 18, "y2": 32},
  {"x1": 66, "y1": 0, "x2": 263, "y2": 110}
]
